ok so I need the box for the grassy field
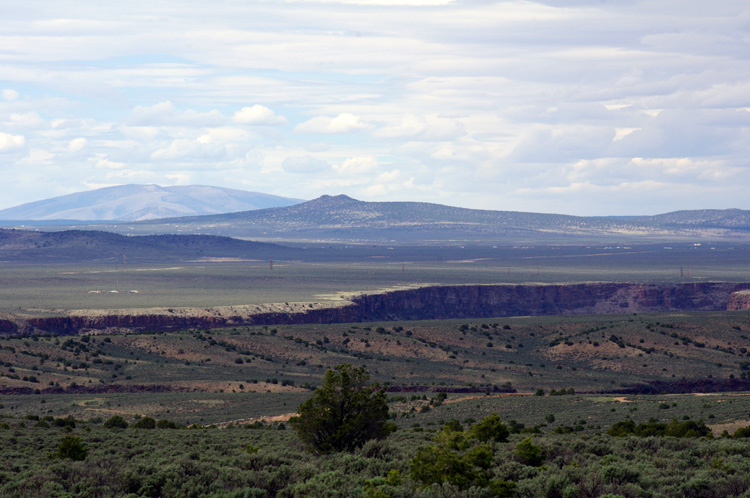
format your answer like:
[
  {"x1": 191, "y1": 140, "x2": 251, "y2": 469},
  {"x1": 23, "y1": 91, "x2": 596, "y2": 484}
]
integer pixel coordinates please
[{"x1": 2, "y1": 242, "x2": 750, "y2": 313}]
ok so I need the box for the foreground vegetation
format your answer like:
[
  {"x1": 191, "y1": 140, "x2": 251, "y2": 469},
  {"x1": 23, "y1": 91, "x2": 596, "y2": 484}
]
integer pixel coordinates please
[
  {"x1": 3, "y1": 412, "x2": 750, "y2": 498},
  {"x1": 3, "y1": 361, "x2": 750, "y2": 497},
  {"x1": 2, "y1": 299, "x2": 750, "y2": 496}
]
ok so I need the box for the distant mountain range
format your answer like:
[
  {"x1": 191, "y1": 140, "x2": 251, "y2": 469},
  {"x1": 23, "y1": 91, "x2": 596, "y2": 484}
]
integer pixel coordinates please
[
  {"x1": 108, "y1": 195, "x2": 750, "y2": 243},
  {"x1": 3, "y1": 192, "x2": 750, "y2": 244},
  {"x1": 0, "y1": 185, "x2": 303, "y2": 221}
]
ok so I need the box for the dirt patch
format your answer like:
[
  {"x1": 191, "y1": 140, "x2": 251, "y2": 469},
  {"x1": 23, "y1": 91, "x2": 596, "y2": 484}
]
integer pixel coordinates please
[
  {"x1": 709, "y1": 419, "x2": 750, "y2": 437},
  {"x1": 444, "y1": 393, "x2": 529, "y2": 405},
  {"x1": 590, "y1": 396, "x2": 633, "y2": 403},
  {"x1": 218, "y1": 412, "x2": 297, "y2": 428}
]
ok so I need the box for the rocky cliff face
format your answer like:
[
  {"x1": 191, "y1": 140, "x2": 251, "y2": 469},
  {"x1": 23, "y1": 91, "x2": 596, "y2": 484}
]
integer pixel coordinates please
[
  {"x1": 351, "y1": 282, "x2": 750, "y2": 320},
  {"x1": 727, "y1": 290, "x2": 750, "y2": 310},
  {"x1": 5, "y1": 282, "x2": 750, "y2": 336}
]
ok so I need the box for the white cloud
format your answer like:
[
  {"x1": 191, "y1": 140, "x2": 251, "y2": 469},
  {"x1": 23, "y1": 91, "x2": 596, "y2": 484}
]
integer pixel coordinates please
[
  {"x1": 295, "y1": 113, "x2": 368, "y2": 134},
  {"x1": 334, "y1": 155, "x2": 378, "y2": 174},
  {"x1": 127, "y1": 101, "x2": 226, "y2": 127},
  {"x1": 120, "y1": 126, "x2": 162, "y2": 141},
  {"x1": 282, "y1": 156, "x2": 330, "y2": 174},
  {"x1": 68, "y1": 137, "x2": 87, "y2": 152},
  {"x1": 0, "y1": 132, "x2": 25, "y2": 151},
  {"x1": 7, "y1": 112, "x2": 46, "y2": 130},
  {"x1": 233, "y1": 105, "x2": 287, "y2": 125},
  {"x1": 150, "y1": 137, "x2": 229, "y2": 161},
  {"x1": 377, "y1": 170, "x2": 400, "y2": 182},
  {"x1": 23, "y1": 148, "x2": 54, "y2": 163},
  {"x1": 92, "y1": 154, "x2": 125, "y2": 169},
  {"x1": 375, "y1": 114, "x2": 464, "y2": 141},
  {"x1": 1, "y1": 89, "x2": 19, "y2": 101},
  {"x1": 164, "y1": 173, "x2": 191, "y2": 184}
]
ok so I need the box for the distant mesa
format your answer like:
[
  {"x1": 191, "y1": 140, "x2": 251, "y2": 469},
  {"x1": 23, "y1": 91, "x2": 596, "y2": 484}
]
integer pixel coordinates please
[
  {"x1": 0, "y1": 184, "x2": 304, "y2": 222},
  {"x1": 120, "y1": 195, "x2": 750, "y2": 243}
]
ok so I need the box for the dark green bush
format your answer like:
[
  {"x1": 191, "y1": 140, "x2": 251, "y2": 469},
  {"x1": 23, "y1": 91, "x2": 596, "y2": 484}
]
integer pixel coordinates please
[
  {"x1": 55, "y1": 434, "x2": 87, "y2": 461},
  {"x1": 607, "y1": 418, "x2": 710, "y2": 438},
  {"x1": 156, "y1": 419, "x2": 177, "y2": 429},
  {"x1": 132, "y1": 417, "x2": 157, "y2": 429},
  {"x1": 513, "y1": 437, "x2": 546, "y2": 467},
  {"x1": 410, "y1": 429, "x2": 496, "y2": 490},
  {"x1": 468, "y1": 413, "x2": 509, "y2": 443},
  {"x1": 103, "y1": 415, "x2": 129, "y2": 429}
]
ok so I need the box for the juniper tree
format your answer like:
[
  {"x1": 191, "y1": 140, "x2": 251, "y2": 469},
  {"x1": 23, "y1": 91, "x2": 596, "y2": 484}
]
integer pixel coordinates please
[{"x1": 290, "y1": 363, "x2": 391, "y2": 454}]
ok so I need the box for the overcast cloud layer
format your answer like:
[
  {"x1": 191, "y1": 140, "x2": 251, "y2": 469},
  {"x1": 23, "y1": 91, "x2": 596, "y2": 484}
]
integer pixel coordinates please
[{"x1": 1, "y1": 0, "x2": 749, "y2": 215}]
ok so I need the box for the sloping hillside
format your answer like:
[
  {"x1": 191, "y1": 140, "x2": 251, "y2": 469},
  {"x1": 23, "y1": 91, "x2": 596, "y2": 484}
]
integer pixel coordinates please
[
  {"x1": 122, "y1": 195, "x2": 750, "y2": 242},
  {"x1": 0, "y1": 228, "x2": 296, "y2": 263}
]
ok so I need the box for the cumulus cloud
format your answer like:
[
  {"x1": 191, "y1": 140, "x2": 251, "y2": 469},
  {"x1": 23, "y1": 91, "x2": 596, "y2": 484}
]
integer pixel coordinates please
[
  {"x1": 294, "y1": 113, "x2": 368, "y2": 134},
  {"x1": 7, "y1": 112, "x2": 46, "y2": 130},
  {"x1": 68, "y1": 137, "x2": 87, "y2": 152},
  {"x1": 333, "y1": 155, "x2": 378, "y2": 174},
  {"x1": 233, "y1": 105, "x2": 287, "y2": 125},
  {"x1": 282, "y1": 156, "x2": 330, "y2": 174},
  {"x1": 128, "y1": 101, "x2": 226, "y2": 127},
  {"x1": 375, "y1": 114, "x2": 464, "y2": 141},
  {"x1": 0, "y1": 132, "x2": 25, "y2": 151},
  {"x1": 1, "y1": 89, "x2": 19, "y2": 101},
  {"x1": 92, "y1": 154, "x2": 125, "y2": 169},
  {"x1": 150, "y1": 136, "x2": 229, "y2": 161}
]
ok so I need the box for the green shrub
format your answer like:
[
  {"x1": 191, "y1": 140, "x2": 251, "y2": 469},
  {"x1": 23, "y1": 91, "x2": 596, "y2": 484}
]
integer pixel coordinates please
[
  {"x1": 132, "y1": 416, "x2": 156, "y2": 429},
  {"x1": 103, "y1": 415, "x2": 129, "y2": 429},
  {"x1": 607, "y1": 418, "x2": 710, "y2": 438},
  {"x1": 156, "y1": 419, "x2": 177, "y2": 429},
  {"x1": 514, "y1": 437, "x2": 546, "y2": 467},
  {"x1": 443, "y1": 419, "x2": 463, "y2": 432},
  {"x1": 468, "y1": 413, "x2": 509, "y2": 443},
  {"x1": 410, "y1": 431, "x2": 495, "y2": 490},
  {"x1": 55, "y1": 435, "x2": 87, "y2": 461}
]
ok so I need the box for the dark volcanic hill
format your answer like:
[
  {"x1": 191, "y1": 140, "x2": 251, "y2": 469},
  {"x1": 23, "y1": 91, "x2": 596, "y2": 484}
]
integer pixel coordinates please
[{"x1": 104, "y1": 195, "x2": 750, "y2": 243}]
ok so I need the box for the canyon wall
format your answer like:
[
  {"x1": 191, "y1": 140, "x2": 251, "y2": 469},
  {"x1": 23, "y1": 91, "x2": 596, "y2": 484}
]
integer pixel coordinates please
[
  {"x1": 5, "y1": 282, "x2": 750, "y2": 336},
  {"x1": 352, "y1": 282, "x2": 750, "y2": 320}
]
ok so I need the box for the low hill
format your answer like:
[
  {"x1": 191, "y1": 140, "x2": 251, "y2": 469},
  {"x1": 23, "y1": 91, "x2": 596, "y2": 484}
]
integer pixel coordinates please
[
  {"x1": 0, "y1": 228, "x2": 297, "y2": 264},
  {"x1": 0, "y1": 184, "x2": 303, "y2": 221}
]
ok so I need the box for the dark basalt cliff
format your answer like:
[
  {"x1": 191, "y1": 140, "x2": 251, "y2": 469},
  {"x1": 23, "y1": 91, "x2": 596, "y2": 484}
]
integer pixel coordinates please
[
  {"x1": 5, "y1": 282, "x2": 750, "y2": 336},
  {"x1": 352, "y1": 282, "x2": 750, "y2": 321}
]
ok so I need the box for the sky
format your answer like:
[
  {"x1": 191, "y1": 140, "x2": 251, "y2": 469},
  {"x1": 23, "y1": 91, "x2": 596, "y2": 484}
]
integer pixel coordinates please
[{"x1": 1, "y1": 0, "x2": 750, "y2": 216}]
